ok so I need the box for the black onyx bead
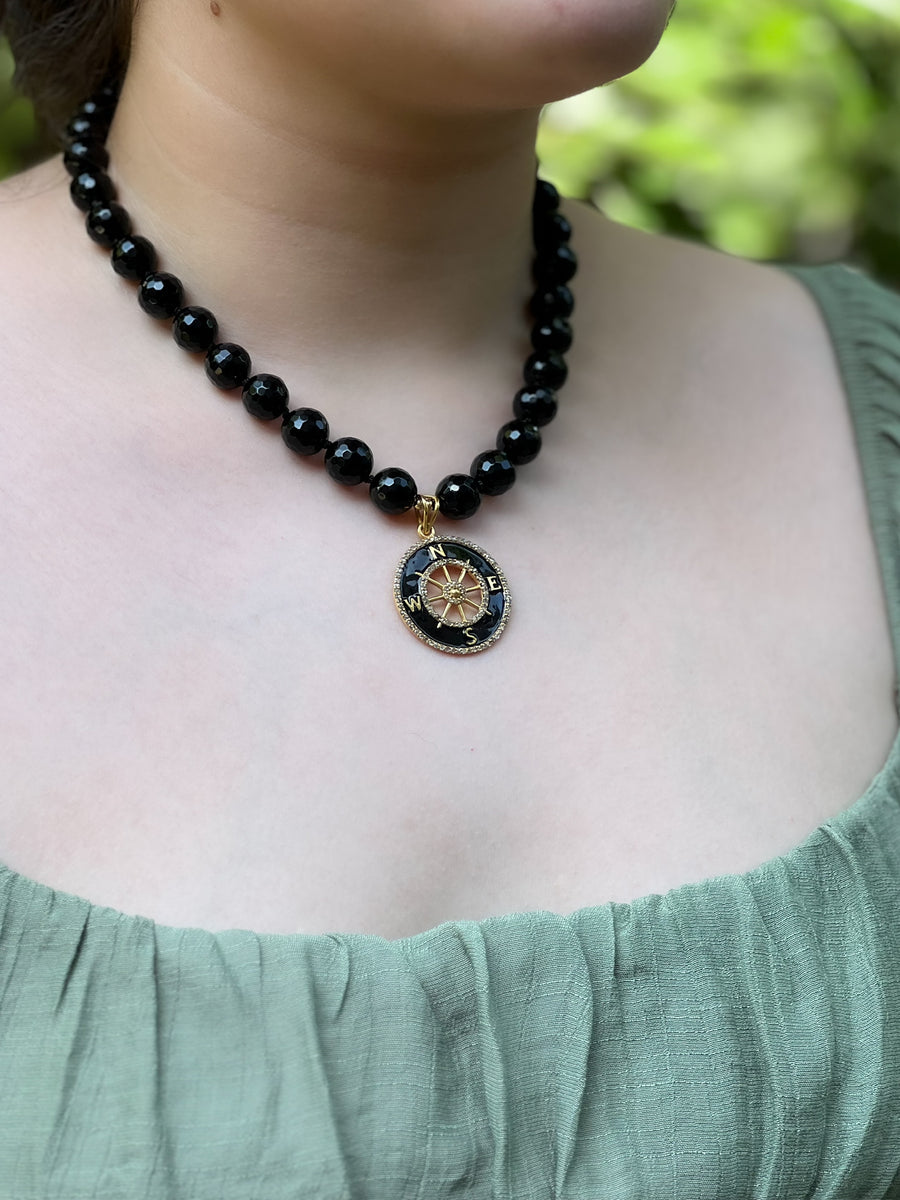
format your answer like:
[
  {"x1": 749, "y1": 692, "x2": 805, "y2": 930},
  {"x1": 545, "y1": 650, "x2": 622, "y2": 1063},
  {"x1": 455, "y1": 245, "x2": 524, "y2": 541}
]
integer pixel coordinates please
[
  {"x1": 138, "y1": 272, "x2": 185, "y2": 319},
  {"x1": 282, "y1": 408, "x2": 329, "y2": 456},
  {"x1": 86, "y1": 201, "x2": 131, "y2": 248},
  {"x1": 206, "y1": 343, "x2": 252, "y2": 388},
  {"x1": 524, "y1": 351, "x2": 568, "y2": 391},
  {"x1": 470, "y1": 450, "x2": 516, "y2": 497},
  {"x1": 63, "y1": 138, "x2": 109, "y2": 176},
  {"x1": 324, "y1": 437, "x2": 374, "y2": 486},
  {"x1": 77, "y1": 98, "x2": 112, "y2": 128},
  {"x1": 529, "y1": 284, "x2": 574, "y2": 321},
  {"x1": 513, "y1": 386, "x2": 558, "y2": 427},
  {"x1": 534, "y1": 243, "x2": 578, "y2": 287},
  {"x1": 436, "y1": 473, "x2": 481, "y2": 519},
  {"x1": 531, "y1": 317, "x2": 573, "y2": 355},
  {"x1": 533, "y1": 210, "x2": 572, "y2": 251},
  {"x1": 498, "y1": 419, "x2": 542, "y2": 465},
  {"x1": 369, "y1": 468, "x2": 418, "y2": 514},
  {"x1": 173, "y1": 306, "x2": 218, "y2": 352},
  {"x1": 91, "y1": 82, "x2": 121, "y2": 112},
  {"x1": 242, "y1": 374, "x2": 289, "y2": 421},
  {"x1": 70, "y1": 168, "x2": 116, "y2": 212},
  {"x1": 533, "y1": 178, "x2": 560, "y2": 216},
  {"x1": 205, "y1": 343, "x2": 252, "y2": 390},
  {"x1": 64, "y1": 115, "x2": 98, "y2": 143},
  {"x1": 111, "y1": 235, "x2": 157, "y2": 281}
]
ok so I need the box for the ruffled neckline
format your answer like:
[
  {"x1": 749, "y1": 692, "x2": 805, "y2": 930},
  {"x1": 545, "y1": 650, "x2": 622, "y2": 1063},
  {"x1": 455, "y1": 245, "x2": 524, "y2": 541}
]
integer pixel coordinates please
[{"x1": 1, "y1": 732, "x2": 898, "y2": 949}]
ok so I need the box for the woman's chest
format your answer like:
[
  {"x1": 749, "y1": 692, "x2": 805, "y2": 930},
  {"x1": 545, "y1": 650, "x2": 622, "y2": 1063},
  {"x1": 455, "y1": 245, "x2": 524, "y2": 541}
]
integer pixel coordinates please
[{"x1": 0, "y1": 405, "x2": 895, "y2": 938}]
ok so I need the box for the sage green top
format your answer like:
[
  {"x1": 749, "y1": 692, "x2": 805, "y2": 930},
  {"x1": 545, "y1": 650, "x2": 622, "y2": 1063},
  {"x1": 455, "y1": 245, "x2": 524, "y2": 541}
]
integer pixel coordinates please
[{"x1": 1, "y1": 262, "x2": 900, "y2": 1200}]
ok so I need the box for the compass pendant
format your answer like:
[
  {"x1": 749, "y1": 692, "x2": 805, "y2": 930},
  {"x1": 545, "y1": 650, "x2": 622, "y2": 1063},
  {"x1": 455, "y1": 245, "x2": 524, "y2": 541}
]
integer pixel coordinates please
[{"x1": 394, "y1": 533, "x2": 511, "y2": 655}]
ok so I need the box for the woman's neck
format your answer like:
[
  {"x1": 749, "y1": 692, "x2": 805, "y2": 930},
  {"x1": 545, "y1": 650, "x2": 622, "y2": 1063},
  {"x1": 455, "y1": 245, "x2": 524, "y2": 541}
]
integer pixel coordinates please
[{"x1": 104, "y1": 1, "x2": 542, "y2": 371}]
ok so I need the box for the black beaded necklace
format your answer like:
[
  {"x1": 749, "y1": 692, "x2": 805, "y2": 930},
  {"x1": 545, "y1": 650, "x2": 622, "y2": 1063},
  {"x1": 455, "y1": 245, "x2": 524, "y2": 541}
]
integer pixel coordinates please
[{"x1": 62, "y1": 81, "x2": 577, "y2": 656}]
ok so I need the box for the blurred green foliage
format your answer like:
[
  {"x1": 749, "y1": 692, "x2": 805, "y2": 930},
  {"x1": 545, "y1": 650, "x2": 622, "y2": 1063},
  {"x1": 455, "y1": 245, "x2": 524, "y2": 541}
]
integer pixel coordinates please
[
  {"x1": 537, "y1": 0, "x2": 900, "y2": 285},
  {"x1": 0, "y1": 38, "x2": 40, "y2": 176},
  {"x1": 2, "y1": 0, "x2": 899, "y2": 284}
]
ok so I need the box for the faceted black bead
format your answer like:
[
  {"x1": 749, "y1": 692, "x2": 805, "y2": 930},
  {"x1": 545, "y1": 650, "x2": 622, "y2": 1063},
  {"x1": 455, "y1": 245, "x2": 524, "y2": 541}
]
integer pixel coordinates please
[
  {"x1": 497, "y1": 419, "x2": 542, "y2": 465},
  {"x1": 282, "y1": 408, "x2": 330, "y2": 456},
  {"x1": 242, "y1": 374, "x2": 290, "y2": 421},
  {"x1": 533, "y1": 210, "x2": 572, "y2": 252},
  {"x1": 436, "y1": 473, "x2": 481, "y2": 519},
  {"x1": 513, "y1": 386, "x2": 558, "y2": 427},
  {"x1": 91, "y1": 82, "x2": 121, "y2": 113},
  {"x1": 205, "y1": 343, "x2": 252, "y2": 391},
  {"x1": 369, "y1": 467, "x2": 418, "y2": 514},
  {"x1": 76, "y1": 98, "x2": 112, "y2": 130},
  {"x1": 173, "y1": 306, "x2": 218, "y2": 353},
  {"x1": 138, "y1": 272, "x2": 185, "y2": 319},
  {"x1": 111, "y1": 235, "x2": 157, "y2": 281},
  {"x1": 524, "y1": 351, "x2": 568, "y2": 391},
  {"x1": 529, "y1": 284, "x2": 574, "y2": 321},
  {"x1": 63, "y1": 138, "x2": 109, "y2": 177},
  {"x1": 86, "y1": 201, "x2": 132, "y2": 249},
  {"x1": 470, "y1": 450, "x2": 516, "y2": 497},
  {"x1": 534, "y1": 243, "x2": 578, "y2": 286},
  {"x1": 324, "y1": 437, "x2": 374, "y2": 486},
  {"x1": 533, "y1": 178, "x2": 560, "y2": 217},
  {"x1": 70, "y1": 168, "x2": 116, "y2": 212},
  {"x1": 65, "y1": 115, "x2": 99, "y2": 144},
  {"x1": 531, "y1": 317, "x2": 573, "y2": 355}
]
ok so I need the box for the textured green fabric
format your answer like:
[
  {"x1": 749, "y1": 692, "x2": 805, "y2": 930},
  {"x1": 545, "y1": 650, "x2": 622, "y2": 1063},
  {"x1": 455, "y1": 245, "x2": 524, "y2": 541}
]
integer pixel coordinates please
[{"x1": 1, "y1": 262, "x2": 900, "y2": 1200}]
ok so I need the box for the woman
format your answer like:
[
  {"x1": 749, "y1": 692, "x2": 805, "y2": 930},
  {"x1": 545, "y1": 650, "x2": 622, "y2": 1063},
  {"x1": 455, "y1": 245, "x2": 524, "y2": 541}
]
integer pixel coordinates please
[{"x1": 0, "y1": 0, "x2": 898, "y2": 1195}]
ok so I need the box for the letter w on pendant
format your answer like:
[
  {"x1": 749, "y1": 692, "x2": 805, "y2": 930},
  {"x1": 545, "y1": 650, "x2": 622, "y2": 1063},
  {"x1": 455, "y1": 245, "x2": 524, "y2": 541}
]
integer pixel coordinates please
[{"x1": 403, "y1": 595, "x2": 423, "y2": 612}]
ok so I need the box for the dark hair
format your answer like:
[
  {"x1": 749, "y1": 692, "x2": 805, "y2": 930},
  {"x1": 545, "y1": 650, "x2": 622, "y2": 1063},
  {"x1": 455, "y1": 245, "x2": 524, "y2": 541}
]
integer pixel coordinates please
[{"x1": 0, "y1": 0, "x2": 134, "y2": 143}]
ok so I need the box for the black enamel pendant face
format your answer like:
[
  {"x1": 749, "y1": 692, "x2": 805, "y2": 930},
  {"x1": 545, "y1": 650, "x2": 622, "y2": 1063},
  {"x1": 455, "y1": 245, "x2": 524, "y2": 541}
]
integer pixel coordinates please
[{"x1": 394, "y1": 535, "x2": 511, "y2": 654}]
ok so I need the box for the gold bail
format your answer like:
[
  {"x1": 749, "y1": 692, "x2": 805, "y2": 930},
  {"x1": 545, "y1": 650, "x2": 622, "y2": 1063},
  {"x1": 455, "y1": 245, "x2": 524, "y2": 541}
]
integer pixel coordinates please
[{"x1": 415, "y1": 494, "x2": 440, "y2": 539}]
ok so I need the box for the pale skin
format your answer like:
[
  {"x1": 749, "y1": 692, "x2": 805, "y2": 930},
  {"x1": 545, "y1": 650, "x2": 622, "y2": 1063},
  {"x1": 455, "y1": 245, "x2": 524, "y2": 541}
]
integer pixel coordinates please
[{"x1": 0, "y1": 0, "x2": 895, "y2": 938}]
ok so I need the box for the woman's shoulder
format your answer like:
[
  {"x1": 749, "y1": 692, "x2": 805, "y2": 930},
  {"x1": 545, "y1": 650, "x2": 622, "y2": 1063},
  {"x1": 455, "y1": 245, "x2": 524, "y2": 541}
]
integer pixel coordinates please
[
  {"x1": 0, "y1": 155, "x2": 80, "y2": 338},
  {"x1": 0, "y1": 153, "x2": 69, "y2": 240},
  {"x1": 568, "y1": 202, "x2": 846, "y2": 376},
  {"x1": 0, "y1": 153, "x2": 144, "y2": 403},
  {"x1": 0, "y1": 153, "x2": 61, "y2": 202},
  {"x1": 573, "y1": 206, "x2": 900, "y2": 461},
  {"x1": 576, "y1": 200, "x2": 899, "y2": 337}
]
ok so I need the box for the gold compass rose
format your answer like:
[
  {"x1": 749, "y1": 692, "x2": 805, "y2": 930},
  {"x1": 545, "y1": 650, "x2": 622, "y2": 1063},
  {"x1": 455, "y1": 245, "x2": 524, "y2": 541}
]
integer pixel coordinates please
[{"x1": 416, "y1": 558, "x2": 489, "y2": 628}]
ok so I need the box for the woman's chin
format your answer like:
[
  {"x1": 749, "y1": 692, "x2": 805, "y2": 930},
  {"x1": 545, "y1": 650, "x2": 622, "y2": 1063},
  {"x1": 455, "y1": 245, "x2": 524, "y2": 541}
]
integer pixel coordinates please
[
  {"x1": 242, "y1": 0, "x2": 673, "y2": 116},
  {"x1": 425, "y1": 0, "x2": 674, "y2": 111},
  {"x1": 552, "y1": 0, "x2": 673, "y2": 83}
]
